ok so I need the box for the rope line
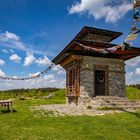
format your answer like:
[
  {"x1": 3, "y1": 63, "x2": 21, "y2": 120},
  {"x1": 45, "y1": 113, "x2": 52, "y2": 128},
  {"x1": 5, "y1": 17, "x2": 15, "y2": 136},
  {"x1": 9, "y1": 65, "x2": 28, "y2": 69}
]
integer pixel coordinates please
[{"x1": 0, "y1": 63, "x2": 55, "y2": 80}]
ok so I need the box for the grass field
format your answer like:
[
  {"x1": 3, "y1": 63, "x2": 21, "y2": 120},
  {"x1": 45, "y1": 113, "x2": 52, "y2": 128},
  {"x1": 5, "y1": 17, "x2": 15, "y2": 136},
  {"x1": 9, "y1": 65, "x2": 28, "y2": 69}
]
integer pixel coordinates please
[
  {"x1": 0, "y1": 88, "x2": 140, "y2": 140},
  {"x1": 126, "y1": 87, "x2": 140, "y2": 100}
]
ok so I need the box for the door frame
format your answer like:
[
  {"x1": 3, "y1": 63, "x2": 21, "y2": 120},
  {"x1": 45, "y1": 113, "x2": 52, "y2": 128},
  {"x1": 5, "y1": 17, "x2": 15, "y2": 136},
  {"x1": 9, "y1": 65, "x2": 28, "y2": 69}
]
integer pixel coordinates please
[{"x1": 94, "y1": 65, "x2": 109, "y2": 96}]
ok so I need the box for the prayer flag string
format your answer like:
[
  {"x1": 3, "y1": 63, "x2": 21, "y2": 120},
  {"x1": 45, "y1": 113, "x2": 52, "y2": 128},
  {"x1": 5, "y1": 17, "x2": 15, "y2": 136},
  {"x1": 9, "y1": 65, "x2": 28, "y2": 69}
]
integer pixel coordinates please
[{"x1": 0, "y1": 63, "x2": 55, "y2": 81}]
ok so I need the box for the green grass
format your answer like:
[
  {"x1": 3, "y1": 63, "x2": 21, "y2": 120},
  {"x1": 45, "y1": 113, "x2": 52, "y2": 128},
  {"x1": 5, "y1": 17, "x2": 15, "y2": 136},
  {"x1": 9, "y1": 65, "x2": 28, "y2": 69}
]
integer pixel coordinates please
[
  {"x1": 0, "y1": 99, "x2": 140, "y2": 140},
  {"x1": 97, "y1": 106, "x2": 124, "y2": 111},
  {"x1": 0, "y1": 88, "x2": 140, "y2": 140},
  {"x1": 0, "y1": 88, "x2": 139, "y2": 140},
  {"x1": 126, "y1": 87, "x2": 140, "y2": 101}
]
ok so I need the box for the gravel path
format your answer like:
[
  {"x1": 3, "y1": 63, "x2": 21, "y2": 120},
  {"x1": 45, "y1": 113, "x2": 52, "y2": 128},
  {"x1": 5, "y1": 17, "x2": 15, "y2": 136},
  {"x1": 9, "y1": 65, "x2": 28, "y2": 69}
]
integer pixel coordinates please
[{"x1": 32, "y1": 104, "x2": 127, "y2": 117}]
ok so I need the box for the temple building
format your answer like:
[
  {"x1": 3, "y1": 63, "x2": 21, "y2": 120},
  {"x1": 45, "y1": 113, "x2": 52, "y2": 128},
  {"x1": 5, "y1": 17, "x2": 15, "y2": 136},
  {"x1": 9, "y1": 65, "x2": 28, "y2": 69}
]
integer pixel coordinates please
[{"x1": 52, "y1": 26, "x2": 140, "y2": 105}]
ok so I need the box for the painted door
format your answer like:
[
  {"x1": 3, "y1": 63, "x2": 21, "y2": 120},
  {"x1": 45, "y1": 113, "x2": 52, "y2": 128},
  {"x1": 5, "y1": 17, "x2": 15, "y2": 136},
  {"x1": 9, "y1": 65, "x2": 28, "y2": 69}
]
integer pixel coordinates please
[{"x1": 95, "y1": 70, "x2": 105, "y2": 96}]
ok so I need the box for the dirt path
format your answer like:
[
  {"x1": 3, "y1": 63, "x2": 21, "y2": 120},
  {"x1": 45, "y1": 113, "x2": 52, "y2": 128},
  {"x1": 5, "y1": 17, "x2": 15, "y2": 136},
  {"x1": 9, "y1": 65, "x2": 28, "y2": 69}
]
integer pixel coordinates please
[{"x1": 32, "y1": 104, "x2": 131, "y2": 116}]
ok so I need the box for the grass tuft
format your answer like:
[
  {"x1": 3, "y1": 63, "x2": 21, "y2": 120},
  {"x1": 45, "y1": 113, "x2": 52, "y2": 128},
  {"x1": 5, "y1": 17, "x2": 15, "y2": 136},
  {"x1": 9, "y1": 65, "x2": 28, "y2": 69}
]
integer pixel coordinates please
[{"x1": 97, "y1": 106, "x2": 124, "y2": 111}]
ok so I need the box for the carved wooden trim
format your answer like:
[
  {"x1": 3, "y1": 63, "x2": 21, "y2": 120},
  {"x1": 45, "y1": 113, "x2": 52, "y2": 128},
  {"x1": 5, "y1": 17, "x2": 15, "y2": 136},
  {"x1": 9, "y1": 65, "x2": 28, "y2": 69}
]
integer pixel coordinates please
[
  {"x1": 61, "y1": 55, "x2": 82, "y2": 68},
  {"x1": 109, "y1": 70, "x2": 126, "y2": 74},
  {"x1": 66, "y1": 62, "x2": 80, "y2": 97},
  {"x1": 83, "y1": 33, "x2": 112, "y2": 43},
  {"x1": 78, "y1": 62, "x2": 80, "y2": 96},
  {"x1": 95, "y1": 64, "x2": 109, "y2": 70}
]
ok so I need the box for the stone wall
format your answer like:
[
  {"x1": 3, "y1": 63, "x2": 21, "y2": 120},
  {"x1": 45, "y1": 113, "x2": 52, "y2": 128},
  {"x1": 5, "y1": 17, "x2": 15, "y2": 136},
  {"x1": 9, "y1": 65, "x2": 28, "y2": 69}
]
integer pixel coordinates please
[{"x1": 79, "y1": 56, "x2": 125, "y2": 104}]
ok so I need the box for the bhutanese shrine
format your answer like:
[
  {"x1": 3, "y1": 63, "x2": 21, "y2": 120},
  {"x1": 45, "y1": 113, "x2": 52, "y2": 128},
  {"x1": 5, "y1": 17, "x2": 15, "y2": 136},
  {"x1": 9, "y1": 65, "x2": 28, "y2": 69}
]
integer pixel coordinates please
[{"x1": 52, "y1": 26, "x2": 140, "y2": 105}]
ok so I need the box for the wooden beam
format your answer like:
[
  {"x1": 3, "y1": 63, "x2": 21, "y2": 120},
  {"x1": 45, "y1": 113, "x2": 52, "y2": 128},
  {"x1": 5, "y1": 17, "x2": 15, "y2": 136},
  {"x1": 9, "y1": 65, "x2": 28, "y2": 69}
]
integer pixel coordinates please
[{"x1": 60, "y1": 55, "x2": 82, "y2": 68}]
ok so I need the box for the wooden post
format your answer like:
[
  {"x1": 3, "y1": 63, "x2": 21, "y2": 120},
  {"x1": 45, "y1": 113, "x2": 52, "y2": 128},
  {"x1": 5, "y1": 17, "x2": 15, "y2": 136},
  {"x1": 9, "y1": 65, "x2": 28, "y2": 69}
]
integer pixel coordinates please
[
  {"x1": 10, "y1": 102, "x2": 13, "y2": 113},
  {"x1": 7, "y1": 103, "x2": 10, "y2": 111},
  {"x1": 71, "y1": 66, "x2": 73, "y2": 96},
  {"x1": 78, "y1": 62, "x2": 80, "y2": 96}
]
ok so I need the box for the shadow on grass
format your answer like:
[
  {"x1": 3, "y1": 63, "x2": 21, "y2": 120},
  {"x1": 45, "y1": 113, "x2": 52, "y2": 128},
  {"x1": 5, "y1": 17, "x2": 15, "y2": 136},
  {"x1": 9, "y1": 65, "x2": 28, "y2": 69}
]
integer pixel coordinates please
[
  {"x1": 97, "y1": 107, "x2": 140, "y2": 119},
  {"x1": 120, "y1": 108, "x2": 140, "y2": 119},
  {"x1": 125, "y1": 111, "x2": 140, "y2": 119},
  {"x1": 0, "y1": 109, "x2": 17, "y2": 114}
]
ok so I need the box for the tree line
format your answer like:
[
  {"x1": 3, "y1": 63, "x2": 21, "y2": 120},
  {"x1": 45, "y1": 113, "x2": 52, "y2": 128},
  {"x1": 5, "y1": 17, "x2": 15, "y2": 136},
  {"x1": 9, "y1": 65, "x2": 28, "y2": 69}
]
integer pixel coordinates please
[
  {"x1": 0, "y1": 88, "x2": 61, "y2": 100},
  {"x1": 126, "y1": 84, "x2": 140, "y2": 90}
]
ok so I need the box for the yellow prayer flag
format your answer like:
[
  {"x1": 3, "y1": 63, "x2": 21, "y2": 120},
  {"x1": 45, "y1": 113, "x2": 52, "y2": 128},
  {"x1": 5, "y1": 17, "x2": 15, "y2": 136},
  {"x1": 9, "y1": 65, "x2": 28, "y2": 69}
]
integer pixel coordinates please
[{"x1": 125, "y1": 34, "x2": 138, "y2": 41}]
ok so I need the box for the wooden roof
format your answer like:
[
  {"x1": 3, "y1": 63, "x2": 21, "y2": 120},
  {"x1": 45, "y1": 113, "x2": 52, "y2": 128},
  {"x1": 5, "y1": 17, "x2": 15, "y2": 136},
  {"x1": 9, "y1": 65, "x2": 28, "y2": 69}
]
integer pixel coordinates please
[
  {"x1": 52, "y1": 26, "x2": 140, "y2": 65},
  {"x1": 75, "y1": 26, "x2": 123, "y2": 43}
]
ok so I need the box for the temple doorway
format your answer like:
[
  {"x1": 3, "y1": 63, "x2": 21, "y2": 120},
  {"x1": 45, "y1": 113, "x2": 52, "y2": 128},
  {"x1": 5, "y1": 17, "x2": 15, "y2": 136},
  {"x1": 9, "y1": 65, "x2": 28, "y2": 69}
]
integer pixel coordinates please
[{"x1": 95, "y1": 70, "x2": 106, "y2": 96}]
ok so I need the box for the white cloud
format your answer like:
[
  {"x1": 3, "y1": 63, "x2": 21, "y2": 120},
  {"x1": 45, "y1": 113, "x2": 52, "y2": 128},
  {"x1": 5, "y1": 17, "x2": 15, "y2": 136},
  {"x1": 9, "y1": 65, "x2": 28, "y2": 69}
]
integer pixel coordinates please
[
  {"x1": 52, "y1": 65, "x2": 65, "y2": 75},
  {"x1": 0, "y1": 31, "x2": 50, "y2": 55},
  {"x1": 52, "y1": 65, "x2": 62, "y2": 71},
  {"x1": 9, "y1": 54, "x2": 21, "y2": 63},
  {"x1": 23, "y1": 52, "x2": 36, "y2": 66},
  {"x1": 30, "y1": 31, "x2": 48, "y2": 39},
  {"x1": 125, "y1": 56, "x2": 140, "y2": 67},
  {"x1": 12, "y1": 76, "x2": 18, "y2": 78},
  {"x1": 126, "y1": 71, "x2": 134, "y2": 79},
  {"x1": 0, "y1": 73, "x2": 65, "y2": 90},
  {"x1": 24, "y1": 54, "x2": 53, "y2": 67},
  {"x1": 135, "y1": 68, "x2": 140, "y2": 75},
  {"x1": 2, "y1": 49, "x2": 14, "y2": 54},
  {"x1": 36, "y1": 56, "x2": 51, "y2": 66},
  {"x1": 0, "y1": 31, "x2": 25, "y2": 50},
  {"x1": 125, "y1": 56, "x2": 140, "y2": 84},
  {"x1": 0, "y1": 59, "x2": 5, "y2": 65},
  {"x1": 43, "y1": 74, "x2": 54, "y2": 80},
  {"x1": 2, "y1": 49, "x2": 9, "y2": 53},
  {"x1": 69, "y1": 0, "x2": 132, "y2": 23},
  {"x1": 0, "y1": 64, "x2": 65, "y2": 90},
  {"x1": 57, "y1": 70, "x2": 65, "y2": 75},
  {"x1": 10, "y1": 49, "x2": 14, "y2": 53},
  {"x1": 23, "y1": 53, "x2": 52, "y2": 67},
  {"x1": 4, "y1": 31, "x2": 20, "y2": 40},
  {"x1": 126, "y1": 69, "x2": 140, "y2": 85},
  {"x1": 28, "y1": 72, "x2": 40, "y2": 77},
  {"x1": 0, "y1": 69, "x2": 6, "y2": 77}
]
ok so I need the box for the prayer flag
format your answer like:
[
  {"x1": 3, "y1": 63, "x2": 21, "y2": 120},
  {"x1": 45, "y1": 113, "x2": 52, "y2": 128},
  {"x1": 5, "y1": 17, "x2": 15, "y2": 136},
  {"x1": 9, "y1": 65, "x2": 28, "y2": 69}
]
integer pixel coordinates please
[
  {"x1": 125, "y1": 33, "x2": 138, "y2": 41},
  {"x1": 134, "y1": 0, "x2": 140, "y2": 8}
]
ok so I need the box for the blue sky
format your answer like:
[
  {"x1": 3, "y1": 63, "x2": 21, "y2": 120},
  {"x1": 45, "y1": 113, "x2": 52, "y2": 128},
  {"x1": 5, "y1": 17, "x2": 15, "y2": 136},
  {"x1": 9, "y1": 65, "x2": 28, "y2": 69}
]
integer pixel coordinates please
[{"x1": 0, "y1": 0, "x2": 140, "y2": 90}]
